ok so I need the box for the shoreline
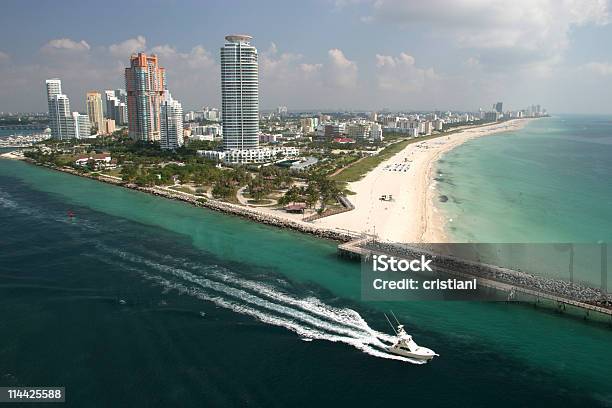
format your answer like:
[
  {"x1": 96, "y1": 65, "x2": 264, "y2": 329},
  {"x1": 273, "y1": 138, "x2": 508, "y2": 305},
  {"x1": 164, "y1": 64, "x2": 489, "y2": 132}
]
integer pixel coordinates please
[
  {"x1": 422, "y1": 118, "x2": 537, "y2": 243},
  {"x1": 1, "y1": 118, "x2": 536, "y2": 246},
  {"x1": 0, "y1": 154, "x2": 358, "y2": 243},
  {"x1": 314, "y1": 118, "x2": 537, "y2": 243}
]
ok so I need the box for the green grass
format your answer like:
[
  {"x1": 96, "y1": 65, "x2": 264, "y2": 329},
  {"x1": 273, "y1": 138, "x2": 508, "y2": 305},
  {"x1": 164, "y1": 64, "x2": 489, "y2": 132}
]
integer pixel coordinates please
[
  {"x1": 330, "y1": 139, "x2": 412, "y2": 183},
  {"x1": 330, "y1": 120, "x2": 506, "y2": 183}
]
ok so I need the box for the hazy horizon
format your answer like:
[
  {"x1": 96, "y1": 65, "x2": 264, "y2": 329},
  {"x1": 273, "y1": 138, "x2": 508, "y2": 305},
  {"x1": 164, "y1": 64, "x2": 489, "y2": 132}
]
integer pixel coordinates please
[{"x1": 1, "y1": 0, "x2": 612, "y2": 114}]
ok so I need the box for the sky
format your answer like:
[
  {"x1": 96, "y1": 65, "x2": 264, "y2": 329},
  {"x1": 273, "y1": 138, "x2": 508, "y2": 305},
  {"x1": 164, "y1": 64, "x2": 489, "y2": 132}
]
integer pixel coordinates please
[{"x1": 1, "y1": 0, "x2": 612, "y2": 113}]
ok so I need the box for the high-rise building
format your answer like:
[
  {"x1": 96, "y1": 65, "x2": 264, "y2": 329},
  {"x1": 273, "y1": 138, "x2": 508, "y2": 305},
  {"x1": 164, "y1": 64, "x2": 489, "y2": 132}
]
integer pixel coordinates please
[
  {"x1": 103, "y1": 118, "x2": 116, "y2": 135},
  {"x1": 45, "y1": 78, "x2": 63, "y2": 139},
  {"x1": 125, "y1": 53, "x2": 166, "y2": 141},
  {"x1": 104, "y1": 89, "x2": 128, "y2": 126},
  {"x1": 494, "y1": 102, "x2": 503, "y2": 113},
  {"x1": 370, "y1": 122, "x2": 383, "y2": 141},
  {"x1": 160, "y1": 91, "x2": 184, "y2": 150},
  {"x1": 221, "y1": 34, "x2": 259, "y2": 151},
  {"x1": 47, "y1": 92, "x2": 73, "y2": 139},
  {"x1": 72, "y1": 112, "x2": 90, "y2": 139},
  {"x1": 86, "y1": 91, "x2": 104, "y2": 133}
]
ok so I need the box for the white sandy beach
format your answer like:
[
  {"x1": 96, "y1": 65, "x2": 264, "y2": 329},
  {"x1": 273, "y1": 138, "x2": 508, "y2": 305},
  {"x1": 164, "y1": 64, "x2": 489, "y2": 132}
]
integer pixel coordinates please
[{"x1": 313, "y1": 119, "x2": 534, "y2": 243}]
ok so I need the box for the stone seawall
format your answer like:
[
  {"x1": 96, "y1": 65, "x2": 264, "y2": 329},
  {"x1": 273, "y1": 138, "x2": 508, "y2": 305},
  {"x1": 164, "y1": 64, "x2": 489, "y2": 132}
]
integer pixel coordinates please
[
  {"x1": 27, "y1": 161, "x2": 357, "y2": 243},
  {"x1": 363, "y1": 241, "x2": 611, "y2": 311}
]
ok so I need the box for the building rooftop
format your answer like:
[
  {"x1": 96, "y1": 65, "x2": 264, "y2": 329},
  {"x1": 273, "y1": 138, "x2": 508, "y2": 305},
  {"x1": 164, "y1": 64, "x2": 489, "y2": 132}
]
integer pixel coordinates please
[{"x1": 225, "y1": 34, "x2": 253, "y2": 43}]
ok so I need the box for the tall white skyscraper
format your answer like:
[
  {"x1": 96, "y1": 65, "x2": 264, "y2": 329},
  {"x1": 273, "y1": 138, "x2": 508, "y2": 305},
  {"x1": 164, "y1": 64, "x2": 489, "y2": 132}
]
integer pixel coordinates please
[
  {"x1": 72, "y1": 112, "x2": 90, "y2": 139},
  {"x1": 47, "y1": 91, "x2": 74, "y2": 140},
  {"x1": 160, "y1": 91, "x2": 184, "y2": 150},
  {"x1": 220, "y1": 34, "x2": 259, "y2": 151},
  {"x1": 46, "y1": 78, "x2": 94, "y2": 140},
  {"x1": 46, "y1": 79, "x2": 65, "y2": 139}
]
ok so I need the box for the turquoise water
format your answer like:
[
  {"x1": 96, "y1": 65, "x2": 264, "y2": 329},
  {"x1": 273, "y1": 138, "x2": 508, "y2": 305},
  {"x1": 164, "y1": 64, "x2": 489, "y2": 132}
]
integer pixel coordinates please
[
  {"x1": 0, "y1": 155, "x2": 611, "y2": 406},
  {"x1": 436, "y1": 115, "x2": 612, "y2": 243}
]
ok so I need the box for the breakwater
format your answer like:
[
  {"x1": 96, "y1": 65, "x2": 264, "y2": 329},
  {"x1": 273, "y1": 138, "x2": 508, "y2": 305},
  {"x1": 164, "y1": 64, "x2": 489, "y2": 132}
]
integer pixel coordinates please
[{"x1": 349, "y1": 239, "x2": 612, "y2": 317}]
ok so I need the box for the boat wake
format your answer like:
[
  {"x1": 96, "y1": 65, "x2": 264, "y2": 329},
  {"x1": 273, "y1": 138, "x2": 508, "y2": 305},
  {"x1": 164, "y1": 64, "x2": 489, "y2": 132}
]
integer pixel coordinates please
[
  {"x1": 94, "y1": 244, "x2": 425, "y2": 364},
  {"x1": 0, "y1": 185, "x2": 423, "y2": 364}
]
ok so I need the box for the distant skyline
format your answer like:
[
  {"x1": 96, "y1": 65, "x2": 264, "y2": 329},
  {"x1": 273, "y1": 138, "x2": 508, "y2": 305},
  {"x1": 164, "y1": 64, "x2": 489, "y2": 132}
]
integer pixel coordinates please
[{"x1": 1, "y1": 0, "x2": 612, "y2": 113}]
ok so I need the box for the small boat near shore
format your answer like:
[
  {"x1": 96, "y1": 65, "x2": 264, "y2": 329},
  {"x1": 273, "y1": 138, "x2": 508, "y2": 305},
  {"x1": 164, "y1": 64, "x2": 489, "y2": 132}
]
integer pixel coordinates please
[{"x1": 384, "y1": 312, "x2": 438, "y2": 362}]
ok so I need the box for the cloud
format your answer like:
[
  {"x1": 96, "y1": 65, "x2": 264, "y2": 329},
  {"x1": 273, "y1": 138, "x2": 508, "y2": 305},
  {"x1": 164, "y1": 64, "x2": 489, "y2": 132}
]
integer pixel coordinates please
[
  {"x1": 41, "y1": 38, "x2": 90, "y2": 53},
  {"x1": 326, "y1": 48, "x2": 358, "y2": 88},
  {"x1": 108, "y1": 36, "x2": 146, "y2": 59},
  {"x1": 362, "y1": 0, "x2": 609, "y2": 71},
  {"x1": 375, "y1": 52, "x2": 439, "y2": 92},
  {"x1": 582, "y1": 61, "x2": 612, "y2": 75},
  {"x1": 0, "y1": 51, "x2": 10, "y2": 63}
]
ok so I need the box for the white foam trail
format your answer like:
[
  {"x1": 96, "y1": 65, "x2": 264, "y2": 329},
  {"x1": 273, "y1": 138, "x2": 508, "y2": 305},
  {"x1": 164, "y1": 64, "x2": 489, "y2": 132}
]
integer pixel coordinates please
[
  {"x1": 133, "y1": 252, "x2": 396, "y2": 344},
  {"x1": 94, "y1": 246, "x2": 423, "y2": 364},
  {"x1": 148, "y1": 275, "x2": 422, "y2": 364},
  {"x1": 111, "y1": 248, "x2": 379, "y2": 342}
]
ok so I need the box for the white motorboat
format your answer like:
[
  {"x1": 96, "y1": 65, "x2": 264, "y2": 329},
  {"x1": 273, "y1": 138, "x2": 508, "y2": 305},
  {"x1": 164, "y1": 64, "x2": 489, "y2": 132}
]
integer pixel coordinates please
[{"x1": 385, "y1": 313, "x2": 438, "y2": 361}]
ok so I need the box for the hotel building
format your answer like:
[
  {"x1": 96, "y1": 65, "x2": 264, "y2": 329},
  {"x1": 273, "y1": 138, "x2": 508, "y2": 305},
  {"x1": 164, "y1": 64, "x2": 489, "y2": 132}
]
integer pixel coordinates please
[{"x1": 125, "y1": 53, "x2": 166, "y2": 141}]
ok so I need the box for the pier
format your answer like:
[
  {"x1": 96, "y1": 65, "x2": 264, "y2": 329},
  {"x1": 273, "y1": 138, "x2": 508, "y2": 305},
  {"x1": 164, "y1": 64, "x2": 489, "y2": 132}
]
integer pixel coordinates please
[{"x1": 339, "y1": 236, "x2": 612, "y2": 320}]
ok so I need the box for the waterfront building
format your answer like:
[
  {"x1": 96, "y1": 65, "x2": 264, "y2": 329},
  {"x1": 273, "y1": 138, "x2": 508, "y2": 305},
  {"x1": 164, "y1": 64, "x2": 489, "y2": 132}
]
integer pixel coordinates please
[
  {"x1": 160, "y1": 91, "x2": 184, "y2": 150},
  {"x1": 125, "y1": 53, "x2": 166, "y2": 141},
  {"x1": 433, "y1": 119, "x2": 444, "y2": 131},
  {"x1": 484, "y1": 111, "x2": 501, "y2": 122},
  {"x1": 86, "y1": 92, "x2": 105, "y2": 133},
  {"x1": 221, "y1": 34, "x2": 259, "y2": 151},
  {"x1": 46, "y1": 79, "x2": 71, "y2": 139},
  {"x1": 370, "y1": 122, "x2": 383, "y2": 141},
  {"x1": 72, "y1": 112, "x2": 91, "y2": 139},
  {"x1": 48, "y1": 93, "x2": 73, "y2": 139},
  {"x1": 105, "y1": 90, "x2": 128, "y2": 126},
  {"x1": 346, "y1": 122, "x2": 370, "y2": 140},
  {"x1": 198, "y1": 146, "x2": 298, "y2": 164}
]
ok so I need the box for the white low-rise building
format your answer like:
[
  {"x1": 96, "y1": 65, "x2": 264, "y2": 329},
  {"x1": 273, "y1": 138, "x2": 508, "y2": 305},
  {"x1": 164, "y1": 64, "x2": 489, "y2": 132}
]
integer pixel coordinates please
[{"x1": 197, "y1": 147, "x2": 299, "y2": 164}]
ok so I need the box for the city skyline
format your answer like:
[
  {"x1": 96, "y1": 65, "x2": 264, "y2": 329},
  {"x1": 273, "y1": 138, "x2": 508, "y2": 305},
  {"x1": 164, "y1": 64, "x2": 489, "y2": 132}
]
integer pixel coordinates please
[{"x1": 1, "y1": 0, "x2": 612, "y2": 113}]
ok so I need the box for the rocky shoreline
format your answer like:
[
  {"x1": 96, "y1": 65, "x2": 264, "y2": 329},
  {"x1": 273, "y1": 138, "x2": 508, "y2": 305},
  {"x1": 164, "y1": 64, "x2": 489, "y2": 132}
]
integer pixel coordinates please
[
  {"x1": 23, "y1": 159, "x2": 357, "y2": 243},
  {"x1": 364, "y1": 241, "x2": 612, "y2": 313}
]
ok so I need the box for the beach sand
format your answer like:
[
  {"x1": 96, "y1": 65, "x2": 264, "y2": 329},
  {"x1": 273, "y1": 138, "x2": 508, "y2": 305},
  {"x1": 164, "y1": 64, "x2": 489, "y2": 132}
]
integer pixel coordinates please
[{"x1": 314, "y1": 119, "x2": 534, "y2": 243}]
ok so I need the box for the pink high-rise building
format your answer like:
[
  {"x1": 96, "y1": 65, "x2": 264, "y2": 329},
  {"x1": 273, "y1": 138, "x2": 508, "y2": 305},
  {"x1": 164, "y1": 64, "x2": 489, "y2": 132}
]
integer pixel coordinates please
[{"x1": 125, "y1": 53, "x2": 166, "y2": 141}]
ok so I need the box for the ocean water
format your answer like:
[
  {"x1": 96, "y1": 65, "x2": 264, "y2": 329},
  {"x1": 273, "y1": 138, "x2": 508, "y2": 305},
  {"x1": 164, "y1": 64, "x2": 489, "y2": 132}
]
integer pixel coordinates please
[
  {"x1": 436, "y1": 115, "x2": 612, "y2": 243},
  {"x1": 0, "y1": 159, "x2": 611, "y2": 407}
]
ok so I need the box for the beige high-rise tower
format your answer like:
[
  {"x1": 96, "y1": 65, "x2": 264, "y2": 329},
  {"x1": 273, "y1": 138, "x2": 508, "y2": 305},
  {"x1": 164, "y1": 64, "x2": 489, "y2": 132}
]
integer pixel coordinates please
[{"x1": 86, "y1": 91, "x2": 104, "y2": 134}]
